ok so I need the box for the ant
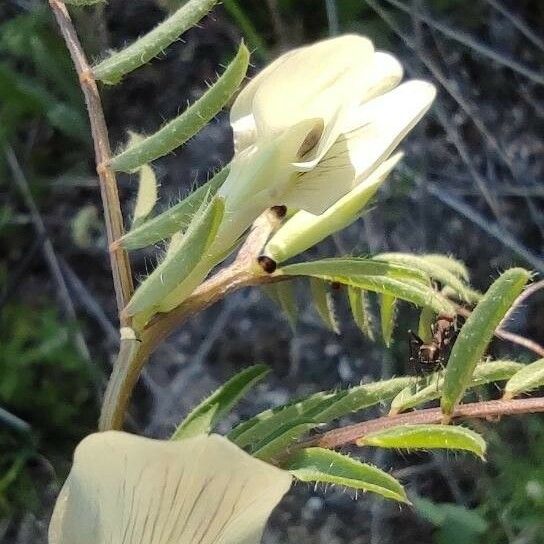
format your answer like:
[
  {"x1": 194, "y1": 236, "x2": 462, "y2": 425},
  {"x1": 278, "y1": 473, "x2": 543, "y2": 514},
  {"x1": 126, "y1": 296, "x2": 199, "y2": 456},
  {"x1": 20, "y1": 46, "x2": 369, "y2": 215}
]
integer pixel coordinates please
[{"x1": 408, "y1": 314, "x2": 458, "y2": 375}]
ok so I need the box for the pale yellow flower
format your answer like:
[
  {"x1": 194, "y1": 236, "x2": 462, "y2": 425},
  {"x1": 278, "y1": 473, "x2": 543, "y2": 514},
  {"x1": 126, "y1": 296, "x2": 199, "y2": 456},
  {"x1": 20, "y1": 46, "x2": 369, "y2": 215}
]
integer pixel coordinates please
[
  {"x1": 219, "y1": 34, "x2": 436, "y2": 223},
  {"x1": 157, "y1": 35, "x2": 436, "y2": 311},
  {"x1": 49, "y1": 432, "x2": 291, "y2": 544}
]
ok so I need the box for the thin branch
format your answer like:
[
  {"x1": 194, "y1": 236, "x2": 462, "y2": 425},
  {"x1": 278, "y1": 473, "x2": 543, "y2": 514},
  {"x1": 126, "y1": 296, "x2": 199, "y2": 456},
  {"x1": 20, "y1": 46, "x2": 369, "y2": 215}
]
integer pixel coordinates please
[
  {"x1": 366, "y1": 0, "x2": 514, "y2": 172},
  {"x1": 422, "y1": 180, "x2": 544, "y2": 275},
  {"x1": 381, "y1": 0, "x2": 544, "y2": 86},
  {"x1": 304, "y1": 396, "x2": 544, "y2": 450},
  {"x1": 494, "y1": 329, "x2": 544, "y2": 358},
  {"x1": 5, "y1": 147, "x2": 91, "y2": 365},
  {"x1": 484, "y1": 0, "x2": 544, "y2": 52},
  {"x1": 49, "y1": 0, "x2": 133, "y2": 324},
  {"x1": 454, "y1": 305, "x2": 544, "y2": 358},
  {"x1": 501, "y1": 278, "x2": 544, "y2": 326}
]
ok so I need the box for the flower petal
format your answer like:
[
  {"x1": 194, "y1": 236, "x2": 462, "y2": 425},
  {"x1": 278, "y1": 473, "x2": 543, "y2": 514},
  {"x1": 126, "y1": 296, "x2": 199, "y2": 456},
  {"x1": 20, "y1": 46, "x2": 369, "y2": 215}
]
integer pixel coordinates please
[
  {"x1": 49, "y1": 432, "x2": 292, "y2": 544},
  {"x1": 285, "y1": 80, "x2": 436, "y2": 214},
  {"x1": 265, "y1": 152, "x2": 403, "y2": 263}
]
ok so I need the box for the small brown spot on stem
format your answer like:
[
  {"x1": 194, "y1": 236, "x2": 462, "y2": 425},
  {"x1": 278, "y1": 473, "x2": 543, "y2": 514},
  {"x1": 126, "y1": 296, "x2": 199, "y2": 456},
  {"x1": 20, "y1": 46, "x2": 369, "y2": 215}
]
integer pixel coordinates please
[
  {"x1": 257, "y1": 255, "x2": 277, "y2": 274},
  {"x1": 270, "y1": 205, "x2": 287, "y2": 218}
]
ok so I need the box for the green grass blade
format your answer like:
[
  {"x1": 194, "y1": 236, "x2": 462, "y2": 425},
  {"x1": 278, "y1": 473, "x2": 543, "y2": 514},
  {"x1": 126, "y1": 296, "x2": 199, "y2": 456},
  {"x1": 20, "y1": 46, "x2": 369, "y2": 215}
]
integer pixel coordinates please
[
  {"x1": 117, "y1": 165, "x2": 229, "y2": 250},
  {"x1": 441, "y1": 268, "x2": 531, "y2": 416},
  {"x1": 504, "y1": 358, "x2": 544, "y2": 399},
  {"x1": 93, "y1": 0, "x2": 220, "y2": 84},
  {"x1": 285, "y1": 448, "x2": 409, "y2": 503},
  {"x1": 124, "y1": 196, "x2": 224, "y2": 316},
  {"x1": 359, "y1": 424, "x2": 486, "y2": 459},
  {"x1": 110, "y1": 43, "x2": 249, "y2": 172},
  {"x1": 171, "y1": 364, "x2": 269, "y2": 440}
]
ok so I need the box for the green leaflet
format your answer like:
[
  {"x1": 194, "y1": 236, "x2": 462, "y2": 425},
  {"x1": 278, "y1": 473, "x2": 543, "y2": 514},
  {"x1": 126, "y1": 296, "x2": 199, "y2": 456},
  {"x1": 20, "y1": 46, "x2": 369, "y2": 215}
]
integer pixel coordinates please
[
  {"x1": 229, "y1": 395, "x2": 332, "y2": 448},
  {"x1": 421, "y1": 254, "x2": 470, "y2": 281},
  {"x1": 252, "y1": 421, "x2": 319, "y2": 462},
  {"x1": 279, "y1": 258, "x2": 455, "y2": 316},
  {"x1": 417, "y1": 306, "x2": 436, "y2": 344},
  {"x1": 359, "y1": 424, "x2": 486, "y2": 459},
  {"x1": 347, "y1": 287, "x2": 374, "y2": 340},
  {"x1": 262, "y1": 281, "x2": 298, "y2": 331},
  {"x1": 171, "y1": 364, "x2": 269, "y2": 440},
  {"x1": 280, "y1": 258, "x2": 429, "y2": 284},
  {"x1": 389, "y1": 360, "x2": 523, "y2": 415},
  {"x1": 93, "y1": 0, "x2": 220, "y2": 84},
  {"x1": 504, "y1": 358, "x2": 544, "y2": 399},
  {"x1": 441, "y1": 268, "x2": 531, "y2": 416},
  {"x1": 263, "y1": 153, "x2": 401, "y2": 263},
  {"x1": 315, "y1": 377, "x2": 413, "y2": 422},
  {"x1": 285, "y1": 448, "x2": 408, "y2": 503},
  {"x1": 124, "y1": 196, "x2": 224, "y2": 316},
  {"x1": 128, "y1": 133, "x2": 158, "y2": 228},
  {"x1": 229, "y1": 376, "x2": 412, "y2": 451},
  {"x1": 309, "y1": 278, "x2": 339, "y2": 334},
  {"x1": 229, "y1": 393, "x2": 334, "y2": 448},
  {"x1": 380, "y1": 293, "x2": 397, "y2": 347},
  {"x1": 109, "y1": 43, "x2": 249, "y2": 172},
  {"x1": 117, "y1": 166, "x2": 229, "y2": 250},
  {"x1": 375, "y1": 253, "x2": 480, "y2": 303}
]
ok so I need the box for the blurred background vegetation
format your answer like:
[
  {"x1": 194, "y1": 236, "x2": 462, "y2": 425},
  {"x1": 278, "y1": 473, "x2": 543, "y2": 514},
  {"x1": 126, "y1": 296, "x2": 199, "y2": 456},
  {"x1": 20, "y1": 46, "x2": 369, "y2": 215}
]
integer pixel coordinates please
[{"x1": 1, "y1": 0, "x2": 543, "y2": 542}]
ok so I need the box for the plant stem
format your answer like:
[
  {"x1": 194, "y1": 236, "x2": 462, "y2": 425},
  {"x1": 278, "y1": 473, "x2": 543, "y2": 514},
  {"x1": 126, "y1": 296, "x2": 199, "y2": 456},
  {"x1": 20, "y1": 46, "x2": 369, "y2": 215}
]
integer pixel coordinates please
[
  {"x1": 303, "y1": 396, "x2": 544, "y2": 450},
  {"x1": 49, "y1": 0, "x2": 133, "y2": 323},
  {"x1": 99, "y1": 209, "x2": 286, "y2": 430}
]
